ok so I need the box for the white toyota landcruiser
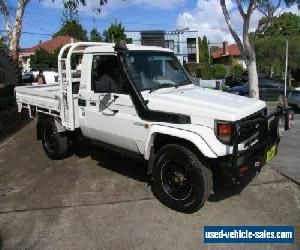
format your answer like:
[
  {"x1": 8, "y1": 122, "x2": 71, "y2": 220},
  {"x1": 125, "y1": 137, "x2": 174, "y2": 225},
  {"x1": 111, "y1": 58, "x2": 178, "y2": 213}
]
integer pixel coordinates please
[{"x1": 15, "y1": 42, "x2": 294, "y2": 213}]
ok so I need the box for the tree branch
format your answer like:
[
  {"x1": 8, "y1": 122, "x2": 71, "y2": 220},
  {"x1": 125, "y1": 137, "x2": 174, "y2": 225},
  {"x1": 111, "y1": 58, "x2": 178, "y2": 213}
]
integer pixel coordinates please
[
  {"x1": 220, "y1": 0, "x2": 247, "y2": 60},
  {"x1": 242, "y1": 0, "x2": 258, "y2": 61},
  {"x1": 256, "y1": 0, "x2": 281, "y2": 36},
  {"x1": 236, "y1": 0, "x2": 246, "y2": 19},
  {"x1": 0, "y1": 0, "x2": 12, "y2": 35}
]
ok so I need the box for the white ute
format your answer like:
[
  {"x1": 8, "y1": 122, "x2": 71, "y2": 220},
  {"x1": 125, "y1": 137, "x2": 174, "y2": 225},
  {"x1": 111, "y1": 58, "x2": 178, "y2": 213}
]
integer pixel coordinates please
[{"x1": 15, "y1": 42, "x2": 294, "y2": 213}]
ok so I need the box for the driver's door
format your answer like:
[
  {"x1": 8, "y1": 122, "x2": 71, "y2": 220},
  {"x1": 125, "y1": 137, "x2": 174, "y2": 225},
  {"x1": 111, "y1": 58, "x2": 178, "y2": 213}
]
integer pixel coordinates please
[{"x1": 78, "y1": 54, "x2": 147, "y2": 153}]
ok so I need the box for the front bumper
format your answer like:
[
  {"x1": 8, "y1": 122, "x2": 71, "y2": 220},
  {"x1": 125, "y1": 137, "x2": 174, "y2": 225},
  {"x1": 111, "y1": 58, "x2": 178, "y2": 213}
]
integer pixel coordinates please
[{"x1": 219, "y1": 106, "x2": 292, "y2": 178}]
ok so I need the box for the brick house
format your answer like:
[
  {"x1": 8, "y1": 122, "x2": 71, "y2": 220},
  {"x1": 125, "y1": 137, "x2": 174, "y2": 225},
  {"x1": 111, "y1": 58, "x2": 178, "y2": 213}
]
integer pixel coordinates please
[
  {"x1": 212, "y1": 41, "x2": 246, "y2": 73},
  {"x1": 19, "y1": 35, "x2": 80, "y2": 70}
]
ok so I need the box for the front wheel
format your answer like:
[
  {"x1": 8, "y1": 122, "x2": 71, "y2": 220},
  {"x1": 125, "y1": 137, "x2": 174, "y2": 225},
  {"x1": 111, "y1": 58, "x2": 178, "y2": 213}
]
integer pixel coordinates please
[
  {"x1": 42, "y1": 119, "x2": 69, "y2": 160},
  {"x1": 151, "y1": 144, "x2": 213, "y2": 213}
]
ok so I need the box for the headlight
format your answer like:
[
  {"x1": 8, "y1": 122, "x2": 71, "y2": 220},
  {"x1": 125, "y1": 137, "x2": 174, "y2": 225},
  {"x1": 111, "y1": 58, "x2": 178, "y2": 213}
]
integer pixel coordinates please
[
  {"x1": 215, "y1": 121, "x2": 232, "y2": 144},
  {"x1": 276, "y1": 115, "x2": 285, "y2": 137}
]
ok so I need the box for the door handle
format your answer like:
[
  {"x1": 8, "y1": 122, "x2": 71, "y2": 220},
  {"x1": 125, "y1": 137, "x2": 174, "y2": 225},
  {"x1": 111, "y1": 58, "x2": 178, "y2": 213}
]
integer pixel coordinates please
[{"x1": 90, "y1": 101, "x2": 96, "y2": 106}]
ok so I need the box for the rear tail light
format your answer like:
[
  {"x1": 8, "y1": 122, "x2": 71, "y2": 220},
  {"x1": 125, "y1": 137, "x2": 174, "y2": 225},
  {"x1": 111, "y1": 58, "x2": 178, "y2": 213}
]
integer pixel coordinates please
[{"x1": 215, "y1": 122, "x2": 232, "y2": 144}]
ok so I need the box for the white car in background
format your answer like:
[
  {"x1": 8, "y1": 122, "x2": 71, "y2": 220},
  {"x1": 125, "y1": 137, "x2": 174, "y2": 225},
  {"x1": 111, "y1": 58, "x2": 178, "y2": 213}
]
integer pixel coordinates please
[{"x1": 31, "y1": 70, "x2": 59, "y2": 85}]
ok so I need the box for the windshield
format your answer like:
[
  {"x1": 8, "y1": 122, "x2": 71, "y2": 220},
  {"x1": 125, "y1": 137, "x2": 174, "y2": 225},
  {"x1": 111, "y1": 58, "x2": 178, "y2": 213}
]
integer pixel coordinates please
[{"x1": 125, "y1": 51, "x2": 192, "y2": 92}]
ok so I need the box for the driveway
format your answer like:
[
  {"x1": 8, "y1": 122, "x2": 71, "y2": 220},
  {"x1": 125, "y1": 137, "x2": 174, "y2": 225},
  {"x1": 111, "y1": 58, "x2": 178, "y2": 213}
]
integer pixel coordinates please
[
  {"x1": 271, "y1": 112, "x2": 300, "y2": 183},
  {"x1": 0, "y1": 120, "x2": 299, "y2": 249}
]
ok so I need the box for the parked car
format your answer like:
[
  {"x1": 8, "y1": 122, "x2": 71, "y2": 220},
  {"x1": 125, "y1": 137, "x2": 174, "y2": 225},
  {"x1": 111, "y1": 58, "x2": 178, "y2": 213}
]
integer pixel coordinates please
[
  {"x1": 227, "y1": 78, "x2": 286, "y2": 100},
  {"x1": 225, "y1": 75, "x2": 247, "y2": 88},
  {"x1": 288, "y1": 89, "x2": 300, "y2": 110},
  {"x1": 22, "y1": 71, "x2": 34, "y2": 84},
  {"x1": 15, "y1": 42, "x2": 293, "y2": 213}
]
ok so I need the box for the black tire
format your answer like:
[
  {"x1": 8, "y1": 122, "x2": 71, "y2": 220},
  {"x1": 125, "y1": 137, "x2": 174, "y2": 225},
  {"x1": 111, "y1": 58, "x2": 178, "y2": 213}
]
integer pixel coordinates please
[
  {"x1": 151, "y1": 144, "x2": 213, "y2": 213},
  {"x1": 41, "y1": 119, "x2": 69, "y2": 160},
  {"x1": 0, "y1": 50, "x2": 20, "y2": 86}
]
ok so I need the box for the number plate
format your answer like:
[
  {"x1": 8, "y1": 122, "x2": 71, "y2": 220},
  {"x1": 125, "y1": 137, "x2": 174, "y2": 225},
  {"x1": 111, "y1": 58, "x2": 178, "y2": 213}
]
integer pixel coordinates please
[{"x1": 266, "y1": 145, "x2": 277, "y2": 163}]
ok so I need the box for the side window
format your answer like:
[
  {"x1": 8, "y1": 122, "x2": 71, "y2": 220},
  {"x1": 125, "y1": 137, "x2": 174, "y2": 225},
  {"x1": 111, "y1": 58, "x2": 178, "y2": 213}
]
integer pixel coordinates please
[
  {"x1": 91, "y1": 55, "x2": 127, "y2": 94},
  {"x1": 260, "y1": 79, "x2": 277, "y2": 88}
]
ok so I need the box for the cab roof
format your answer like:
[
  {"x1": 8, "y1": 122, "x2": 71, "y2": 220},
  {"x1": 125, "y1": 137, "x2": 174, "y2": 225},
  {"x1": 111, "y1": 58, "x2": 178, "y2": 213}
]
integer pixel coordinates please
[{"x1": 84, "y1": 43, "x2": 173, "y2": 54}]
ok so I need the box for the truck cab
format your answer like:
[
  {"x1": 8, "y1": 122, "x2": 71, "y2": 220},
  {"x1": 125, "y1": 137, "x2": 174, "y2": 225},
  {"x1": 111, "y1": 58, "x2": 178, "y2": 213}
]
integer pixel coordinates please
[{"x1": 15, "y1": 42, "x2": 294, "y2": 213}]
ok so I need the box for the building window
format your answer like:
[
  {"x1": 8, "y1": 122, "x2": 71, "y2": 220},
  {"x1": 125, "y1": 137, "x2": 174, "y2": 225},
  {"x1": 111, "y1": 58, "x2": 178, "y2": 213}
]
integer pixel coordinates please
[
  {"x1": 187, "y1": 54, "x2": 196, "y2": 62},
  {"x1": 164, "y1": 40, "x2": 175, "y2": 51},
  {"x1": 187, "y1": 38, "x2": 196, "y2": 54},
  {"x1": 186, "y1": 38, "x2": 196, "y2": 62}
]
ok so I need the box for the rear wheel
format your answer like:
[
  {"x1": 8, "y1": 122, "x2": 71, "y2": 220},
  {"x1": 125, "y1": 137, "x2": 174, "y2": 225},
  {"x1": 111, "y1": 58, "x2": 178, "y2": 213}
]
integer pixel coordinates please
[
  {"x1": 151, "y1": 144, "x2": 212, "y2": 213},
  {"x1": 42, "y1": 119, "x2": 69, "y2": 160}
]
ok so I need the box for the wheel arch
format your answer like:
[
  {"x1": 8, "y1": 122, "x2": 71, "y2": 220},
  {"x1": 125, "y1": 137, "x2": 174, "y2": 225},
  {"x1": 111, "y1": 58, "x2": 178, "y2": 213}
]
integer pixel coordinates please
[
  {"x1": 37, "y1": 114, "x2": 65, "y2": 140},
  {"x1": 145, "y1": 126, "x2": 217, "y2": 174}
]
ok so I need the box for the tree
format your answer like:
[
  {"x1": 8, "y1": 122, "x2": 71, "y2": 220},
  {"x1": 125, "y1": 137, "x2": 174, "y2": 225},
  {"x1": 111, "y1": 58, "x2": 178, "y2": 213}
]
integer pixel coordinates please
[
  {"x1": 90, "y1": 27, "x2": 102, "y2": 42},
  {"x1": 254, "y1": 13, "x2": 300, "y2": 81},
  {"x1": 212, "y1": 64, "x2": 226, "y2": 79},
  {"x1": 0, "y1": 0, "x2": 108, "y2": 61},
  {"x1": 256, "y1": 12, "x2": 300, "y2": 37},
  {"x1": 231, "y1": 64, "x2": 244, "y2": 77},
  {"x1": 54, "y1": 20, "x2": 88, "y2": 41},
  {"x1": 104, "y1": 20, "x2": 126, "y2": 42},
  {"x1": 29, "y1": 49, "x2": 59, "y2": 70},
  {"x1": 220, "y1": 0, "x2": 299, "y2": 99},
  {"x1": 53, "y1": 3, "x2": 88, "y2": 41},
  {"x1": 198, "y1": 36, "x2": 209, "y2": 65}
]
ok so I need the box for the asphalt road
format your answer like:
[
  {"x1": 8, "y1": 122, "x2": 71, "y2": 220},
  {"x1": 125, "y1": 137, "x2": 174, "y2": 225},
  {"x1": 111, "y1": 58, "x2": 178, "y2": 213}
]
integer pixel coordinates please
[
  {"x1": 0, "y1": 118, "x2": 299, "y2": 249},
  {"x1": 271, "y1": 112, "x2": 300, "y2": 183}
]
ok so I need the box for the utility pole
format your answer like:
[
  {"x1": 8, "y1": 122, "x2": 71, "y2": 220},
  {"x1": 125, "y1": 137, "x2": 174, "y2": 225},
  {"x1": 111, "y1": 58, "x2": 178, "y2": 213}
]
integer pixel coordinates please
[
  {"x1": 284, "y1": 39, "x2": 288, "y2": 105},
  {"x1": 208, "y1": 41, "x2": 211, "y2": 66}
]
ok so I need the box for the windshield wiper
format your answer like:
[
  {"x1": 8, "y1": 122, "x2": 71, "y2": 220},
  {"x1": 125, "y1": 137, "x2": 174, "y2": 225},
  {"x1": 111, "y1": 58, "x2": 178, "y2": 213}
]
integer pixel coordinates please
[
  {"x1": 149, "y1": 83, "x2": 175, "y2": 93},
  {"x1": 175, "y1": 79, "x2": 193, "y2": 89}
]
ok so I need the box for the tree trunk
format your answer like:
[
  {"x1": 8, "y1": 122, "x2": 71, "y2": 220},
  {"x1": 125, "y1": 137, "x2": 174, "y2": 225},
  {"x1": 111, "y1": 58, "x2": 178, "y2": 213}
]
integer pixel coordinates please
[
  {"x1": 8, "y1": 0, "x2": 28, "y2": 62},
  {"x1": 247, "y1": 60, "x2": 259, "y2": 99}
]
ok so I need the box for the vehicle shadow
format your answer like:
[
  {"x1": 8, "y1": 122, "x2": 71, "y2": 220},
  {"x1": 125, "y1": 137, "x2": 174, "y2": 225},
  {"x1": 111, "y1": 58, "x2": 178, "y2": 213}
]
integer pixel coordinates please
[
  {"x1": 208, "y1": 173, "x2": 255, "y2": 202},
  {"x1": 73, "y1": 141, "x2": 148, "y2": 183},
  {"x1": 74, "y1": 141, "x2": 256, "y2": 202},
  {"x1": 0, "y1": 108, "x2": 32, "y2": 143}
]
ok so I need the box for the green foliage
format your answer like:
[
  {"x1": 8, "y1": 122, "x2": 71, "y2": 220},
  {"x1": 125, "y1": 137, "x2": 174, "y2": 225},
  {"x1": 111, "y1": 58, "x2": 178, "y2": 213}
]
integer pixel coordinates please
[
  {"x1": 201, "y1": 68, "x2": 214, "y2": 80},
  {"x1": 198, "y1": 64, "x2": 226, "y2": 80},
  {"x1": 211, "y1": 64, "x2": 226, "y2": 79},
  {"x1": 62, "y1": 1, "x2": 80, "y2": 23},
  {"x1": 256, "y1": 12, "x2": 300, "y2": 37},
  {"x1": 29, "y1": 49, "x2": 59, "y2": 70},
  {"x1": 104, "y1": 20, "x2": 126, "y2": 42},
  {"x1": 231, "y1": 64, "x2": 244, "y2": 77},
  {"x1": 0, "y1": 36, "x2": 8, "y2": 50},
  {"x1": 126, "y1": 38, "x2": 133, "y2": 44},
  {"x1": 198, "y1": 36, "x2": 209, "y2": 65},
  {"x1": 89, "y1": 28, "x2": 102, "y2": 42},
  {"x1": 184, "y1": 62, "x2": 201, "y2": 75},
  {"x1": 53, "y1": 3, "x2": 88, "y2": 41},
  {"x1": 62, "y1": 0, "x2": 108, "y2": 13},
  {"x1": 53, "y1": 20, "x2": 88, "y2": 41},
  {"x1": 254, "y1": 12, "x2": 300, "y2": 80}
]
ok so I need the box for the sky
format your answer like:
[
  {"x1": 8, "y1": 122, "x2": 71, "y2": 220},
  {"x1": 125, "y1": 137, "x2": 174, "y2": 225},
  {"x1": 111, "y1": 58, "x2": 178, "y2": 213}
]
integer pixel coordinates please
[{"x1": 0, "y1": 0, "x2": 299, "y2": 48}]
